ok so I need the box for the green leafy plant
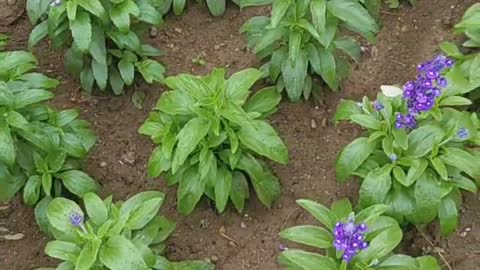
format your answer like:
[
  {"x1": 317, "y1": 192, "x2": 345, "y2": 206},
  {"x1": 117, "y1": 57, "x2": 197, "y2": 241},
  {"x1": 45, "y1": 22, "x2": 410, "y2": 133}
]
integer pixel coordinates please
[
  {"x1": 384, "y1": 0, "x2": 415, "y2": 9},
  {"x1": 158, "y1": 0, "x2": 240, "y2": 17},
  {"x1": 278, "y1": 198, "x2": 440, "y2": 270},
  {"x1": 139, "y1": 68, "x2": 288, "y2": 215},
  {"x1": 241, "y1": 0, "x2": 378, "y2": 101},
  {"x1": 0, "y1": 51, "x2": 97, "y2": 211},
  {"x1": 0, "y1": 34, "x2": 8, "y2": 50},
  {"x1": 335, "y1": 55, "x2": 480, "y2": 235},
  {"x1": 27, "y1": 0, "x2": 165, "y2": 95},
  {"x1": 438, "y1": 4, "x2": 480, "y2": 109},
  {"x1": 453, "y1": 3, "x2": 480, "y2": 49},
  {"x1": 37, "y1": 191, "x2": 215, "y2": 270}
]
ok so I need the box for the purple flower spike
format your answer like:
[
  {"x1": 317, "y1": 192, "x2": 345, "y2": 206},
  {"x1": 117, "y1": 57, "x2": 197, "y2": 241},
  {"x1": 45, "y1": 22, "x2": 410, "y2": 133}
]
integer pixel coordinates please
[
  {"x1": 69, "y1": 212, "x2": 84, "y2": 227},
  {"x1": 395, "y1": 113, "x2": 417, "y2": 130},
  {"x1": 395, "y1": 55, "x2": 453, "y2": 131},
  {"x1": 333, "y1": 220, "x2": 369, "y2": 263},
  {"x1": 374, "y1": 101, "x2": 384, "y2": 111},
  {"x1": 457, "y1": 128, "x2": 470, "y2": 140}
]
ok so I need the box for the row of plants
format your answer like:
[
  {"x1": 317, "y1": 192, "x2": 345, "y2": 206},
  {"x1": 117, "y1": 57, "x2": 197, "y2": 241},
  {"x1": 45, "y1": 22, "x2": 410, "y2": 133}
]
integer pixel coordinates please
[
  {"x1": 1, "y1": 0, "x2": 479, "y2": 269},
  {"x1": 335, "y1": 2, "x2": 480, "y2": 237}
]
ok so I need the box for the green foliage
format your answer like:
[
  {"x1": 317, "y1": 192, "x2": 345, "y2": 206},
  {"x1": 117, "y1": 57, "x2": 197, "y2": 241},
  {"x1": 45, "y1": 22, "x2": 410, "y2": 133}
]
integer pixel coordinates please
[
  {"x1": 0, "y1": 34, "x2": 8, "y2": 50},
  {"x1": 335, "y1": 84, "x2": 480, "y2": 235},
  {"x1": 358, "y1": 0, "x2": 415, "y2": 19},
  {"x1": 159, "y1": 0, "x2": 240, "y2": 17},
  {"x1": 27, "y1": 0, "x2": 165, "y2": 95},
  {"x1": 384, "y1": 0, "x2": 415, "y2": 9},
  {"x1": 139, "y1": 68, "x2": 288, "y2": 215},
  {"x1": 439, "y1": 3, "x2": 480, "y2": 108},
  {"x1": 453, "y1": 3, "x2": 480, "y2": 48},
  {"x1": 241, "y1": 0, "x2": 378, "y2": 101},
  {"x1": 278, "y1": 199, "x2": 440, "y2": 270},
  {"x1": 37, "y1": 191, "x2": 215, "y2": 270},
  {"x1": 0, "y1": 51, "x2": 97, "y2": 209}
]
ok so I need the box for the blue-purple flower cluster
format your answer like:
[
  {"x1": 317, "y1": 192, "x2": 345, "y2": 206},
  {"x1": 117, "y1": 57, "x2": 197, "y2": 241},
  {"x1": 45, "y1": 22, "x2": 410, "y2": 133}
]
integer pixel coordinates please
[
  {"x1": 395, "y1": 55, "x2": 454, "y2": 130},
  {"x1": 333, "y1": 219, "x2": 369, "y2": 262},
  {"x1": 457, "y1": 127, "x2": 470, "y2": 139},
  {"x1": 69, "y1": 212, "x2": 84, "y2": 227}
]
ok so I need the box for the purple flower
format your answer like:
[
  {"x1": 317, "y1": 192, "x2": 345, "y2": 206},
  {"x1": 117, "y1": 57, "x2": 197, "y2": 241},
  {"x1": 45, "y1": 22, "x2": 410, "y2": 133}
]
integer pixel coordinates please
[
  {"x1": 389, "y1": 154, "x2": 398, "y2": 162},
  {"x1": 374, "y1": 101, "x2": 384, "y2": 111},
  {"x1": 279, "y1": 244, "x2": 289, "y2": 251},
  {"x1": 395, "y1": 55, "x2": 453, "y2": 130},
  {"x1": 333, "y1": 219, "x2": 369, "y2": 262},
  {"x1": 395, "y1": 113, "x2": 417, "y2": 130},
  {"x1": 69, "y1": 212, "x2": 84, "y2": 227},
  {"x1": 457, "y1": 128, "x2": 470, "y2": 139}
]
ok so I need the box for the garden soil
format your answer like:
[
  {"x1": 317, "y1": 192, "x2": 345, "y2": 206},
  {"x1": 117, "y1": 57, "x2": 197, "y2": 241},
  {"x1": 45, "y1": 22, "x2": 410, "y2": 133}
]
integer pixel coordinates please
[{"x1": 1, "y1": 0, "x2": 479, "y2": 269}]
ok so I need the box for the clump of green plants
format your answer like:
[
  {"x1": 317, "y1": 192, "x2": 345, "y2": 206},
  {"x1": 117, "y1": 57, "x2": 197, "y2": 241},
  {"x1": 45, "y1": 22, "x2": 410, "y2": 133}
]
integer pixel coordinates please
[
  {"x1": 0, "y1": 51, "x2": 98, "y2": 203},
  {"x1": 139, "y1": 68, "x2": 288, "y2": 215},
  {"x1": 335, "y1": 55, "x2": 480, "y2": 235},
  {"x1": 0, "y1": 34, "x2": 9, "y2": 50},
  {"x1": 438, "y1": 3, "x2": 480, "y2": 109},
  {"x1": 241, "y1": 0, "x2": 378, "y2": 101},
  {"x1": 383, "y1": 0, "x2": 415, "y2": 9},
  {"x1": 0, "y1": 51, "x2": 97, "y2": 221},
  {"x1": 278, "y1": 198, "x2": 440, "y2": 269},
  {"x1": 159, "y1": 0, "x2": 240, "y2": 17},
  {"x1": 27, "y1": 0, "x2": 165, "y2": 95},
  {"x1": 37, "y1": 191, "x2": 214, "y2": 270}
]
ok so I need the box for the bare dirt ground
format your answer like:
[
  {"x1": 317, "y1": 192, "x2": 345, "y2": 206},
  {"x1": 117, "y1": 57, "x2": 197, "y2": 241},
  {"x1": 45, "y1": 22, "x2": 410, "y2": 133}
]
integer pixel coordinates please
[{"x1": 0, "y1": 0, "x2": 479, "y2": 269}]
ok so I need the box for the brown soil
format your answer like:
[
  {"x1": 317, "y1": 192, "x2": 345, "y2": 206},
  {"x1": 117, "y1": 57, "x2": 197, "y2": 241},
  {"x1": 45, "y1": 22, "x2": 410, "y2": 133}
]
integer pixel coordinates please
[{"x1": 1, "y1": 0, "x2": 479, "y2": 270}]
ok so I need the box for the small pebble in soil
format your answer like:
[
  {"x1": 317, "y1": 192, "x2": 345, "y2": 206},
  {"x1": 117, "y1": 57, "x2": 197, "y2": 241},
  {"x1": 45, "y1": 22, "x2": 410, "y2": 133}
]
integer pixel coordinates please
[
  {"x1": 174, "y1": 27, "x2": 183, "y2": 33},
  {"x1": 121, "y1": 152, "x2": 136, "y2": 165},
  {"x1": 200, "y1": 219, "x2": 209, "y2": 228},
  {"x1": 210, "y1": 255, "x2": 218, "y2": 263},
  {"x1": 228, "y1": 241, "x2": 237, "y2": 247},
  {"x1": 150, "y1": 27, "x2": 158, "y2": 38},
  {"x1": 310, "y1": 119, "x2": 317, "y2": 129},
  {"x1": 100, "y1": 161, "x2": 107, "y2": 167},
  {"x1": 240, "y1": 222, "x2": 247, "y2": 229},
  {"x1": 2, "y1": 233, "x2": 24, "y2": 240},
  {"x1": 321, "y1": 118, "x2": 327, "y2": 127},
  {"x1": 401, "y1": 25, "x2": 408, "y2": 32}
]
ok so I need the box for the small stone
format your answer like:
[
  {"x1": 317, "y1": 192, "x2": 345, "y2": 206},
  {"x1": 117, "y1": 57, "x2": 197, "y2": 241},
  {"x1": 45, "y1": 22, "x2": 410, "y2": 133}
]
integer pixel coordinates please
[
  {"x1": 442, "y1": 16, "x2": 453, "y2": 26},
  {"x1": 321, "y1": 118, "x2": 327, "y2": 127},
  {"x1": 214, "y1": 44, "x2": 221, "y2": 50},
  {"x1": 121, "y1": 151, "x2": 136, "y2": 165},
  {"x1": 401, "y1": 25, "x2": 408, "y2": 32},
  {"x1": 200, "y1": 219, "x2": 209, "y2": 228},
  {"x1": 2, "y1": 233, "x2": 24, "y2": 240},
  {"x1": 240, "y1": 222, "x2": 247, "y2": 229},
  {"x1": 174, "y1": 27, "x2": 183, "y2": 33},
  {"x1": 100, "y1": 162, "x2": 107, "y2": 167},
  {"x1": 228, "y1": 241, "x2": 237, "y2": 247},
  {"x1": 150, "y1": 27, "x2": 158, "y2": 38},
  {"x1": 210, "y1": 255, "x2": 218, "y2": 263},
  {"x1": 310, "y1": 119, "x2": 317, "y2": 129},
  {"x1": 219, "y1": 226, "x2": 226, "y2": 234},
  {"x1": 371, "y1": 46, "x2": 378, "y2": 59}
]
